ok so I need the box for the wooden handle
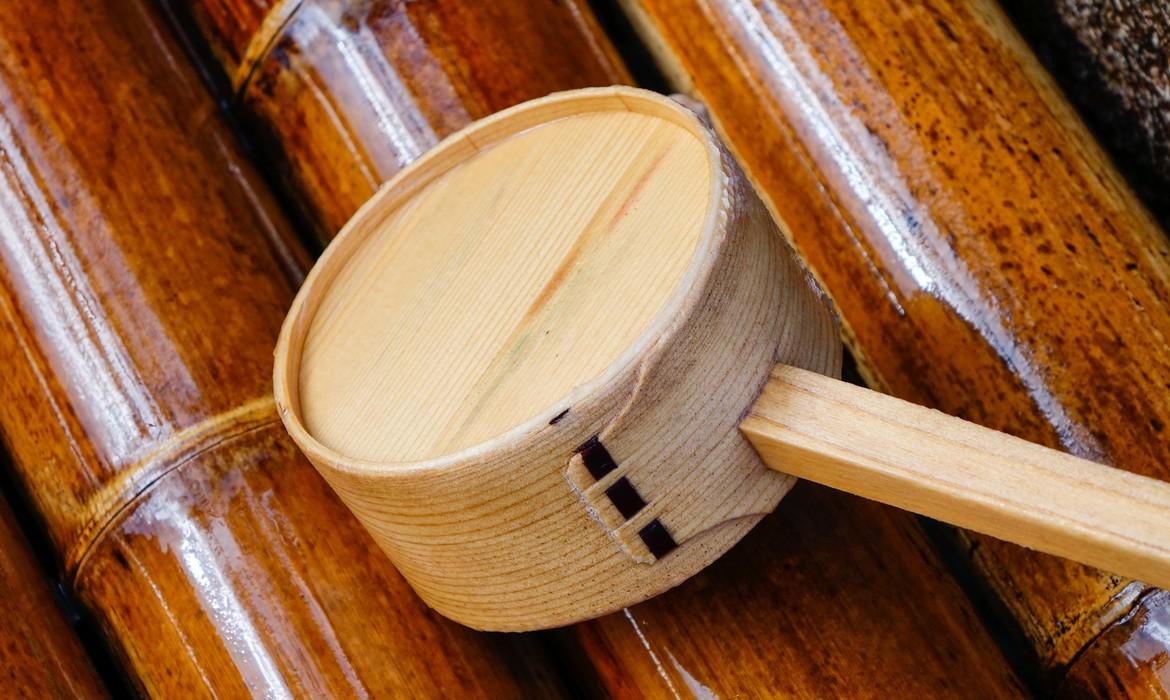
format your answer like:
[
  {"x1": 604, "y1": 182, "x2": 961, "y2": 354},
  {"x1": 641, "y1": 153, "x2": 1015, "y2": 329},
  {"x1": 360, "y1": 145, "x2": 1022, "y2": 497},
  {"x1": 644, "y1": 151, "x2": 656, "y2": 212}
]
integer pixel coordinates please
[{"x1": 742, "y1": 364, "x2": 1170, "y2": 589}]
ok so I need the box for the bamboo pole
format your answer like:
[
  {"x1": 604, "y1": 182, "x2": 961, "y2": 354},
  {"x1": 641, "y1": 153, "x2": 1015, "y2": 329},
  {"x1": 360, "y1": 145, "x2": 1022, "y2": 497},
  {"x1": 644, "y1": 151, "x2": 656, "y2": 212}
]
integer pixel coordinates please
[
  {"x1": 171, "y1": 0, "x2": 631, "y2": 243},
  {"x1": 617, "y1": 0, "x2": 1170, "y2": 691},
  {"x1": 0, "y1": 0, "x2": 576, "y2": 694},
  {"x1": 0, "y1": 496, "x2": 107, "y2": 698}
]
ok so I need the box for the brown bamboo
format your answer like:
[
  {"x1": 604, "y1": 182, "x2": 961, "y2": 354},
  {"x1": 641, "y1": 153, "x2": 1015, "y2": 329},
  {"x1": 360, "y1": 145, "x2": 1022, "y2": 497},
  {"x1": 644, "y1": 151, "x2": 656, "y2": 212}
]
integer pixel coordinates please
[
  {"x1": 174, "y1": 1, "x2": 1031, "y2": 695},
  {"x1": 179, "y1": 0, "x2": 292, "y2": 83},
  {"x1": 169, "y1": 0, "x2": 631, "y2": 243},
  {"x1": 616, "y1": 0, "x2": 1170, "y2": 692},
  {"x1": 1002, "y1": 0, "x2": 1170, "y2": 229},
  {"x1": 0, "y1": 495, "x2": 107, "y2": 698},
  {"x1": 0, "y1": 0, "x2": 572, "y2": 695},
  {"x1": 1056, "y1": 590, "x2": 1170, "y2": 697}
]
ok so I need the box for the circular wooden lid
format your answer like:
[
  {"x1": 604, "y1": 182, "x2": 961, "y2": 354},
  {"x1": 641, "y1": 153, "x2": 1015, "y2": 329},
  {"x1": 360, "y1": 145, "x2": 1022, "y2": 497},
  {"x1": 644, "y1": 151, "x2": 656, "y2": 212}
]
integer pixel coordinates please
[{"x1": 296, "y1": 95, "x2": 714, "y2": 464}]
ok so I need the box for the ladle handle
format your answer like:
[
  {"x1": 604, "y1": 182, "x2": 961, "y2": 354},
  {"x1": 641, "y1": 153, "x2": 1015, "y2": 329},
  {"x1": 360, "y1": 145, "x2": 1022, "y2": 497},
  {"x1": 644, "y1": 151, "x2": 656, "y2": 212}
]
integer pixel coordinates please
[{"x1": 742, "y1": 364, "x2": 1170, "y2": 589}]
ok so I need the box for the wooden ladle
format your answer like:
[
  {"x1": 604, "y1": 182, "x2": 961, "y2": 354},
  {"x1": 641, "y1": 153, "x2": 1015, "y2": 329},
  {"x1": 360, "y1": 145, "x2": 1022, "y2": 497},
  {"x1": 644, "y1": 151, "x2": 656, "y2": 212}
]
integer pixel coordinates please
[{"x1": 273, "y1": 87, "x2": 1170, "y2": 631}]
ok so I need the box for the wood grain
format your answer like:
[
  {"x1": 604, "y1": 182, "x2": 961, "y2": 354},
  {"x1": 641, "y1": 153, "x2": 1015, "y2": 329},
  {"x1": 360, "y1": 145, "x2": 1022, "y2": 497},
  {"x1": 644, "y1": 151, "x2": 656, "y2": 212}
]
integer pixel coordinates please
[
  {"x1": 178, "y1": 0, "x2": 1029, "y2": 692},
  {"x1": 746, "y1": 364, "x2": 1170, "y2": 592},
  {"x1": 283, "y1": 85, "x2": 1170, "y2": 632},
  {"x1": 0, "y1": 495, "x2": 107, "y2": 698},
  {"x1": 277, "y1": 88, "x2": 841, "y2": 629},
  {"x1": 619, "y1": 0, "x2": 1170, "y2": 689},
  {"x1": 297, "y1": 105, "x2": 713, "y2": 463},
  {"x1": 0, "y1": 0, "x2": 570, "y2": 695},
  {"x1": 1003, "y1": 0, "x2": 1170, "y2": 229}
]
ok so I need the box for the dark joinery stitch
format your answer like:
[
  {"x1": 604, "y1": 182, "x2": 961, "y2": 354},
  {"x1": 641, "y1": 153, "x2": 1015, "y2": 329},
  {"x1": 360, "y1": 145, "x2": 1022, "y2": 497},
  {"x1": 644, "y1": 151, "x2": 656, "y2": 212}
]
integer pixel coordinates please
[
  {"x1": 605, "y1": 476, "x2": 646, "y2": 519},
  {"x1": 575, "y1": 435, "x2": 617, "y2": 480},
  {"x1": 574, "y1": 434, "x2": 677, "y2": 559},
  {"x1": 638, "y1": 520, "x2": 678, "y2": 558}
]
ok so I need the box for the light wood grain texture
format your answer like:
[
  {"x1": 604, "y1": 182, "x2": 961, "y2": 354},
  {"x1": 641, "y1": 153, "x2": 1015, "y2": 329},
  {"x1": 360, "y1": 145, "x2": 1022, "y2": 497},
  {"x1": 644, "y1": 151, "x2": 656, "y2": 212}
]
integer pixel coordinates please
[
  {"x1": 275, "y1": 86, "x2": 841, "y2": 630},
  {"x1": 744, "y1": 365, "x2": 1170, "y2": 592},
  {"x1": 299, "y1": 109, "x2": 710, "y2": 461}
]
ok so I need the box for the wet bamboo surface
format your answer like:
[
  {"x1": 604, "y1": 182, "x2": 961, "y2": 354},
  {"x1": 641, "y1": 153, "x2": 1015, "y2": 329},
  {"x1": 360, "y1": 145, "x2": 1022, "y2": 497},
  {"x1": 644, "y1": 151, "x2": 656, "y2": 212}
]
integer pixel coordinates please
[
  {"x1": 617, "y1": 0, "x2": 1170, "y2": 694},
  {"x1": 570, "y1": 483, "x2": 1029, "y2": 697},
  {"x1": 0, "y1": 494, "x2": 108, "y2": 698},
  {"x1": 1001, "y1": 1, "x2": 1170, "y2": 228},
  {"x1": 172, "y1": 0, "x2": 631, "y2": 243},
  {"x1": 0, "y1": 0, "x2": 576, "y2": 695},
  {"x1": 174, "y1": 1, "x2": 1031, "y2": 696}
]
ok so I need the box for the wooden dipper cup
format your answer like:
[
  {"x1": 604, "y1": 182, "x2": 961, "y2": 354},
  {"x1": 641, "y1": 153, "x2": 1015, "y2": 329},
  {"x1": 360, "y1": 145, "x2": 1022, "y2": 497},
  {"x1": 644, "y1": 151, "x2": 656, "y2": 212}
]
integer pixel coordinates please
[{"x1": 275, "y1": 86, "x2": 1170, "y2": 631}]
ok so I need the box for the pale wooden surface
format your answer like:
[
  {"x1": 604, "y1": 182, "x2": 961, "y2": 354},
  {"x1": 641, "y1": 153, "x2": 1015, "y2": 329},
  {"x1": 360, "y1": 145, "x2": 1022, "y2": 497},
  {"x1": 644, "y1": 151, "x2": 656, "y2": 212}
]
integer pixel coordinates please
[
  {"x1": 744, "y1": 365, "x2": 1170, "y2": 591},
  {"x1": 299, "y1": 110, "x2": 710, "y2": 462},
  {"x1": 275, "y1": 87, "x2": 841, "y2": 630}
]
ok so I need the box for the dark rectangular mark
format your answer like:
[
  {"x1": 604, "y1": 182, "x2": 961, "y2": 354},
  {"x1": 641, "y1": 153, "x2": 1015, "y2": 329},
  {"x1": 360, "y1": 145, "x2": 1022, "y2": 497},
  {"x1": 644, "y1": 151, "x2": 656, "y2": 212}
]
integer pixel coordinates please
[
  {"x1": 575, "y1": 435, "x2": 617, "y2": 480},
  {"x1": 549, "y1": 408, "x2": 570, "y2": 425},
  {"x1": 605, "y1": 477, "x2": 646, "y2": 519},
  {"x1": 638, "y1": 519, "x2": 678, "y2": 559}
]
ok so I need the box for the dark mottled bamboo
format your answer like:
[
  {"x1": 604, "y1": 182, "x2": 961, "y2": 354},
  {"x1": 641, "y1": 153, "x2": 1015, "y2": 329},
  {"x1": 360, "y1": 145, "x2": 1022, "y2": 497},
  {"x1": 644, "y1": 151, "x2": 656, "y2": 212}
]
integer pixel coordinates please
[
  {"x1": 617, "y1": 0, "x2": 1170, "y2": 693},
  {"x1": 0, "y1": 0, "x2": 572, "y2": 695},
  {"x1": 0, "y1": 495, "x2": 107, "y2": 698},
  {"x1": 1001, "y1": 0, "x2": 1170, "y2": 230},
  {"x1": 172, "y1": 1, "x2": 1031, "y2": 695}
]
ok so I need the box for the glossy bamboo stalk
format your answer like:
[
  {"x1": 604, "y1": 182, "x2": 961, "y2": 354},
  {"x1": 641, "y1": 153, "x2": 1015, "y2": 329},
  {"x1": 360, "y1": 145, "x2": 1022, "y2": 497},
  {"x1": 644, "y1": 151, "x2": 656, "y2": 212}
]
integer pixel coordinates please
[
  {"x1": 174, "y1": 1, "x2": 1030, "y2": 695},
  {"x1": 169, "y1": 0, "x2": 631, "y2": 243},
  {"x1": 1002, "y1": 1, "x2": 1170, "y2": 228},
  {"x1": 0, "y1": 0, "x2": 572, "y2": 695},
  {"x1": 569, "y1": 483, "x2": 1032, "y2": 697},
  {"x1": 0, "y1": 495, "x2": 108, "y2": 698},
  {"x1": 1056, "y1": 589, "x2": 1170, "y2": 697},
  {"x1": 617, "y1": 0, "x2": 1170, "y2": 692},
  {"x1": 181, "y1": 0, "x2": 292, "y2": 84}
]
